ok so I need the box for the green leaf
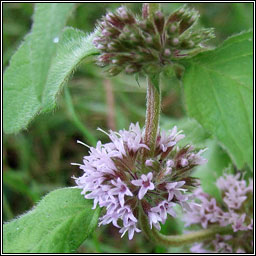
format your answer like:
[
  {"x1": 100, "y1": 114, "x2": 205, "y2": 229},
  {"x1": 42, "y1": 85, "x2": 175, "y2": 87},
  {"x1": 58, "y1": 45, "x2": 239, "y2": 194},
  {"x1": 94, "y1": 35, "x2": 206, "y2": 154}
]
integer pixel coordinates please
[
  {"x1": 183, "y1": 31, "x2": 253, "y2": 170},
  {"x1": 3, "y1": 188, "x2": 100, "y2": 253},
  {"x1": 3, "y1": 3, "x2": 74, "y2": 134},
  {"x1": 161, "y1": 117, "x2": 210, "y2": 148},
  {"x1": 42, "y1": 27, "x2": 100, "y2": 112}
]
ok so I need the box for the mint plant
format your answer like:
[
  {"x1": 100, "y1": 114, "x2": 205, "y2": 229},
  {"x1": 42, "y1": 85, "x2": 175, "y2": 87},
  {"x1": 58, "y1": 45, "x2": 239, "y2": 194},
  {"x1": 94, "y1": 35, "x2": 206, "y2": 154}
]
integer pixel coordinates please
[{"x1": 3, "y1": 3, "x2": 253, "y2": 253}]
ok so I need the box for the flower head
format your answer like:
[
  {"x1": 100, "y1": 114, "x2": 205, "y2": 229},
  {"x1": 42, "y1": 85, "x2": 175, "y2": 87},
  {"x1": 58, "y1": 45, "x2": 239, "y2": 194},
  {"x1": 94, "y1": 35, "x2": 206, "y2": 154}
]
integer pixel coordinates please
[
  {"x1": 184, "y1": 174, "x2": 253, "y2": 253},
  {"x1": 94, "y1": 5, "x2": 214, "y2": 75},
  {"x1": 73, "y1": 123, "x2": 207, "y2": 240}
]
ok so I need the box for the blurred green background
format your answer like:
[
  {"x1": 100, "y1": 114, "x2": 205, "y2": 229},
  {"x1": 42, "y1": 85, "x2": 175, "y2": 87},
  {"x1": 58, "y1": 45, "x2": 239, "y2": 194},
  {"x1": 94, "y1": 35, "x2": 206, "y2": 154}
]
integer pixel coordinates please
[{"x1": 3, "y1": 3, "x2": 253, "y2": 253}]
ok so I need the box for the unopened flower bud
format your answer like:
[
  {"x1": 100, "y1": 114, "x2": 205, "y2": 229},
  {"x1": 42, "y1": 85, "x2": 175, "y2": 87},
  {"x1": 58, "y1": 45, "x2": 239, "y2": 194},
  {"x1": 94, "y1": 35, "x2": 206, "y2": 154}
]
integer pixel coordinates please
[
  {"x1": 112, "y1": 59, "x2": 118, "y2": 64},
  {"x1": 189, "y1": 14, "x2": 198, "y2": 24},
  {"x1": 98, "y1": 53, "x2": 112, "y2": 64},
  {"x1": 102, "y1": 29, "x2": 111, "y2": 37},
  {"x1": 154, "y1": 11, "x2": 165, "y2": 34},
  {"x1": 125, "y1": 65, "x2": 137, "y2": 74},
  {"x1": 145, "y1": 159, "x2": 154, "y2": 167},
  {"x1": 92, "y1": 37, "x2": 100, "y2": 46},
  {"x1": 107, "y1": 42, "x2": 116, "y2": 51},
  {"x1": 169, "y1": 24, "x2": 178, "y2": 33},
  {"x1": 177, "y1": 6, "x2": 186, "y2": 16},
  {"x1": 130, "y1": 33, "x2": 136, "y2": 41},
  {"x1": 166, "y1": 159, "x2": 174, "y2": 168},
  {"x1": 164, "y1": 48, "x2": 171, "y2": 57},
  {"x1": 172, "y1": 38, "x2": 180, "y2": 45},
  {"x1": 117, "y1": 6, "x2": 128, "y2": 19},
  {"x1": 145, "y1": 36, "x2": 153, "y2": 43},
  {"x1": 123, "y1": 26, "x2": 130, "y2": 33},
  {"x1": 142, "y1": 3, "x2": 149, "y2": 19},
  {"x1": 188, "y1": 40, "x2": 195, "y2": 48},
  {"x1": 164, "y1": 167, "x2": 172, "y2": 176},
  {"x1": 97, "y1": 44, "x2": 105, "y2": 50},
  {"x1": 181, "y1": 158, "x2": 189, "y2": 167},
  {"x1": 106, "y1": 13, "x2": 113, "y2": 22},
  {"x1": 108, "y1": 66, "x2": 122, "y2": 76}
]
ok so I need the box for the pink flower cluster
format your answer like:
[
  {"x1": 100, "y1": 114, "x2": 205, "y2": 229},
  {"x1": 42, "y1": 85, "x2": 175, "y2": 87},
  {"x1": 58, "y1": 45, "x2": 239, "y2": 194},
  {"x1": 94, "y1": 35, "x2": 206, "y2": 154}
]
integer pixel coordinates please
[
  {"x1": 73, "y1": 123, "x2": 207, "y2": 240},
  {"x1": 184, "y1": 173, "x2": 253, "y2": 253},
  {"x1": 190, "y1": 234, "x2": 244, "y2": 254}
]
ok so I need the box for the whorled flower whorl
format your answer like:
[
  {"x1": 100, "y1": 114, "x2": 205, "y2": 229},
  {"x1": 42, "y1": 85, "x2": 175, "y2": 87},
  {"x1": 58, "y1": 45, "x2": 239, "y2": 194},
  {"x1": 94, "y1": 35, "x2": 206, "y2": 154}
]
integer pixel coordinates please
[
  {"x1": 93, "y1": 5, "x2": 215, "y2": 75},
  {"x1": 73, "y1": 123, "x2": 207, "y2": 240},
  {"x1": 184, "y1": 174, "x2": 253, "y2": 253}
]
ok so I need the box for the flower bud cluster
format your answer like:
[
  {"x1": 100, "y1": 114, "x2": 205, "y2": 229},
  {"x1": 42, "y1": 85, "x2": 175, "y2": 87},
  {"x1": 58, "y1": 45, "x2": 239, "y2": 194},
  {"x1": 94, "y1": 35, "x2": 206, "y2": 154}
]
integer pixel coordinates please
[
  {"x1": 93, "y1": 5, "x2": 214, "y2": 75},
  {"x1": 184, "y1": 173, "x2": 253, "y2": 253},
  {"x1": 73, "y1": 123, "x2": 207, "y2": 240}
]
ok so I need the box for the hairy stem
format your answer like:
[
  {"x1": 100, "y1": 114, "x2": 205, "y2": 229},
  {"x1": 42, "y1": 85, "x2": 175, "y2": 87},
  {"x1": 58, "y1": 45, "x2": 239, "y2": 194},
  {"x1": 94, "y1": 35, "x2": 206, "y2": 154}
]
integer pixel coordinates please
[
  {"x1": 142, "y1": 3, "x2": 161, "y2": 159},
  {"x1": 143, "y1": 74, "x2": 161, "y2": 158},
  {"x1": 139, "y1": 209, "x2": 232, "y2": 247}
]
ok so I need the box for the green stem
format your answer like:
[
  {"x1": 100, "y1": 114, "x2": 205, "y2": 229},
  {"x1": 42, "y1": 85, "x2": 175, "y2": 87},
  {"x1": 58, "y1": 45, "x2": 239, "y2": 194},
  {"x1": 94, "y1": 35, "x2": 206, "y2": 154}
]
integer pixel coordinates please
[
  {"x1": 139, "y1": 209, "x2": 232, "y2": 247},
  {"x1": 143, "y1": 74, "x2": 161, "y2": 158},
  {"x1": 142, "y1": 3, "x2": 161, "y2": 159}
]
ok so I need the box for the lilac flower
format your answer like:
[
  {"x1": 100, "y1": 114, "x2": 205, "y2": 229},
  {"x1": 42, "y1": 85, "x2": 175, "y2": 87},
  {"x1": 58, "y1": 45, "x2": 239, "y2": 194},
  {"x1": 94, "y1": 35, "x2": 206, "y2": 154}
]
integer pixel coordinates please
[
  {"x1": 223, "y1": 189, "x2": 247, "y2": 209},
  {"x1": 166, "y1": 181, "x2": 186, "y2": 201},
  {"x1": 166, "y1": 159, "x2": 174, "y2": 168},
  {"x1": 178, "y1": 195, "x2": 194, "y2": 212},
  {"x1": 157, "y1": 130, "x2": 176, "y2": 152},
  {"x1": 248, "y1": 218, "x2": 253, "y2": 230},
  {"x1": 117, "y1": 206, "x2": 137, "y2": 226},
  {"x1": 148, "y1": 201, "x2": 177, "y2": 229},
  {"x1": 156, "y1": 126, "x2": 185, "y2": 152},
  {"x1": 185, "y1": 174, "x2": 253, "y2": 253},
  {"x1": 216, "y1": 173, "x2": 241, "y2": 191},
  {"x1": 205, "y1": 198, "x2": 222, "y2": 222},
  {"x1": 148, "y1": 211, "x2": 163, "y2": 230},
  {"x1": 236, "y1": 248, "x2": 246, "y2": 253},
  {"x1": 186, "y1": 195, "x2": 223, "y2": 225},
  {"x1": 119, "y1": 220, "x2": 141, "y2": 240},
  {"x1": 73, "y1": 123, "x2": 207, "y2": 240},
  {"x1": 183, "y1": 202, "x2": 213, "y2": 229},
  {"x1": 213, "y1": 236, "x2": 233, "y2": 253},
  {"x1": 175, "y1": 146, "x2": 208, "y2": 168},
  {"x1": 109, "y1": 178, "x2": 133, "y2": 207},
  {"x1": 230, "y1": 213, "x2": 248, "y2": 232},
  {"x1": 119, "y1": 123, "x2": 148, "y2": 153},
  {"x1": 246, "y1": 179, "x2": 253, "y2": 193},
  {"x1": 164, "y1": 159, "x2": 174, "y2": 175},
  {"x1": 131, "y1": 172, "x2": 155, "y2": 200},
  {"x1": 190, "y1": 234, "x2": 234, "y2": 253},
  {"x1": 99, "y1": 211, "x2": 120, "y2": 228},
  {"x1": 151, "y1": 201, "x2": 177, "y2": 220},
  {"x1": 190, "y1": 243, "x2": 212, "y2": 253},
  {"x1": 187, "y1": 148, "x2": 208, "y2": 165},
  {"x1": 116, "y1": 6, "x2": 129, "y2": 19}
]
